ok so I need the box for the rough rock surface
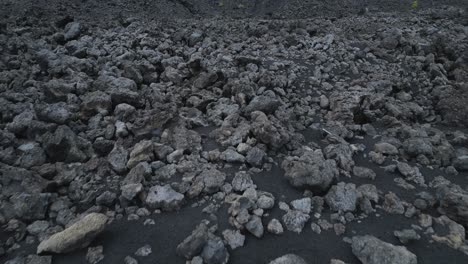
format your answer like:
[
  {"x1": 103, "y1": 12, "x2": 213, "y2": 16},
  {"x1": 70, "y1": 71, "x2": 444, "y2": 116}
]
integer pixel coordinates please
[{"x1": 37, "y1": 213, "x2": 108, "y2": 254}]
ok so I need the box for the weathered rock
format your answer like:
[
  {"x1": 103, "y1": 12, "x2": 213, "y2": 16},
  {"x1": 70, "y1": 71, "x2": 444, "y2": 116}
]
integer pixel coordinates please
[
  {"x1": 282, "y1": 210, "x2": 310, "y2": 233},
  {"x1": 201, "y1": 236, "x2": 229, "y2": 264},
  {"x1": 267, "y1": 219, "x2": 284, "y2": 235},
  {"x1": 232, "y1": 171, "x2": 254, "y2": 192},
  {"x1": 353, "y1": 166, "x2": 376, "y2": 180},
  {"x1": 394, "y1": 229, "x2": 421, "y2": 244},
  {"x1": 107, "y1": 144, "x2": 128, "y2": 174},
  {"x1": 86, "y1": 246, "x2": 104, "y2": 264},
  {"x1": 325, "y1": 182, "x2": 358, "y2": 212},
  {"x1": 222, "y1": 229, "x2": 245, "y2": 250},
  {"x1": 246, "y1": 215, "x2": 264, "y2": 238},
  {"x1": 177, "y1": 222, "x2": 209, "y2": 259},
  {"x1": 245, "y1": 146, "x2": 266, "y2": 167},
  {"x1": 282, "y1": 147, "x2": 338, "y2": 193},
  {"x1": 351, "y1": 235, "x2": 417, "y2": 264},
  {"x1": 145, "y1": 185, "x2": 184, "y2": 211},
  {"x1": 37, "y1": 213, "x2": 108, "y2": 254}
]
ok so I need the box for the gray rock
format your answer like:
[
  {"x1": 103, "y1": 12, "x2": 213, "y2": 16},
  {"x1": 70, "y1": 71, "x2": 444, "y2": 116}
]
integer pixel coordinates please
[
  {"x1": 374, "y1": 142, "x2": 399, "y2": 155},
  {"x1": 127, "y1": 140, "x2": 154, "y2": 169},
  {"x1": 282, "y1": 210, "x2": 310, "y2": 233},
  {"x1": 107, "y1": 144, "x2": 128, "y2": 174},
  {"x1": 176, "y1": 222, "x2": 209, "y2": 259},
  {"x1": 267, "y1": 219, "x2": 284, "y2": 235},
  {"x1": 268, "y1": 254, "x2": 308, "y2": 264},
  {"x1": 86, "y1": 245, "x2": 104, "y2": 264},
  {"x1": 383, "y1": 192, "x2": 405, "y2": 214},
  {"x1": 124, "y1": 256, "x2": 138, "y2": 264},
  {"x1": 243, "y1": 92, "x2": 281, "y2": 114},
  {"x1": 290, "y1": 198, "x2": 311, "y2": 214},
  {"x1": 222, "y1": 229, "x2": 245, "y2": 250},
  {"x1": 246, "y1": 146, "x2": 266, "y2": 167},
  {"x1": 135, "y1": 244, "x2": 152, "y2": 257},
  {"x1": 201, "y1": 236, "x2": 229, "y2": 264},
  {"x1": 232, "y1": 171, "x2": 254, "y2": 192},
  {"x1": 95, "y1": 191, "x2": 116, "y2": 207},
  {"x1": 281, "y1": 147, "x2": 339, "y2": 193},
  {"x1": 353, "y1": 166, "x2": 376, "y2": 180},
  {"x1": 454, "y1": 155, "x2": 468, "y2": 171},
  {"x1": 220, "y1": 148, "x2": 245, "y2": 163},
  {"x1": 10, "y1": 193, "x2": 52, "y2": 221},
  {"x1": 64, "y1": 22, "x2": 81, "y2": 41},
  {"x1": 81, "y1": 91, "x2": 112, "y2": 116},
  {"x1": 37, "y1": 213, "x2": 108, "y2": 254},
  {"x1": 394, "y1": 229, "x2": 421, "y2": 244},
  {"x1": 436, "y1": 184, "x2": 468, "y2": 228},
  {"x1": 325, "y1": 182, "x2": 358, "y2": 212},
  {"x1": 16, "y1": 142, "x2": 46, "y2": 168},
  {"x1": 403, "y1": 138, "x2": 433, "y2": 157},
  {"x1": 36, "y1": 103, "x2": 71, "y2": 124},
  {"x1": 257, "y1": 192, "x2": 275, "y2": 209},
  {"x1": 121, "y1": 183, "x2": 143, "y2": 201},
  {"x1": 42, "y1": 125, "x2": 88, "y2": 163},
  {"x1": 351, "y1": 235, "x2": 417, "y2": 264},
  {"x1": 432, "y1": 215, "x2": 466, "y2": 249},
  {"x1": 245, "y1": 215, "x2": 264, "y2": 238},
  {"x1": 145, "y1": 185, "x2": 184, "y2": 211},
  {"x1": 324, "y1": 143, "x2": 355, "y2": 172}
]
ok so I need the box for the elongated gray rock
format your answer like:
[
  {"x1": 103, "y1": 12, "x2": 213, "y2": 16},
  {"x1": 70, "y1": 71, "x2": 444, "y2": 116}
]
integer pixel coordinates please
[
  {"x1": 37, "y1": 213, "x2": 108, "y2": 254},
  {"x1": 351, "y1": 235, "x2": 417, "y2": 264}
]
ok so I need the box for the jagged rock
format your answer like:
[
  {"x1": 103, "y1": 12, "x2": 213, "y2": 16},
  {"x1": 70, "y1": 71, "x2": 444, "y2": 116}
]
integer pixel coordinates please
[
  {"x1": 177, "y1": 222, "x2": 209, "y2": 259},
  {"x1": 245, "y1": 146, "x2": 266, "y2": 167},
  {"x1": 245, "y1": 215, "x2": 264, "y2": 238},
  {"x1": 267, "y1": 219, "x2": 284, "y2": 235},
  {"x1": 290, "y1": 198, "x2": 311, "y2": 214},
  {"x1": 432, "y1": 215, "x2": 466, "y2": 249},
  {"x1": 325, "y1": 182, "x2": 358, "y2": 212},
  {"x1": 282, "y1": 210, "x2": 310, "y2": 233},
  {"x1": 145, "y1": 185, "x2": 184, "y2": 211},
  {"x1": 127, "y1": 140, "x2": 154, "y2": 169},
  {"x1": 232, "y1": 171, "x2": 254, "y2": 192},
  {"x1": 257, "y1": 192, "x2": 275, "y2": 209},
  {"x1": 107, "y1": 144, "x2": 128, "y2": 174},
  {"x1": 86, "y1": 246, "x2": 104, "y2": 264},
  {"x1": 222, "y1": 229, "x2": 245, "y2": 250},
  {"x1": 383, "y1": 192, "x2": 405, "y2": 214},
  {"x1": 201, "y1": 236, "x2": 229, "y2": 264},
  {"x1": 37, "y1": 213, "x2": 108, "y2": 254},
  {"x1": 42, "y1": 125, "x2": 89, "y2": 163},
  {"x1": 351, "y1": 235, "x2": 417, "y2": 264},
  {"x1": 282, "y1": 147, "x2": 339, "y2": 193}
]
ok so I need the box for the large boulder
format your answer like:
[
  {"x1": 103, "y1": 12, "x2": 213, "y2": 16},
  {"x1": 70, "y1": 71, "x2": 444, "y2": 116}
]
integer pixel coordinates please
[
  {"x1": 37, "y1": 213, "x2": 108, "y2": 254},
  {"x1": 351, "y1": 235, "x2": 417, "y2": 264},
  {"x1": 281, "y1": 147, "x2": 339, "y2": 193}
]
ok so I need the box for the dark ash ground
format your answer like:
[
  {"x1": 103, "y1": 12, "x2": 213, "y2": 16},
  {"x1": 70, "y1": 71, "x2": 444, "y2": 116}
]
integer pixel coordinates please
[{"x1": 1, "y1": 1, "x2": 468, "y2": 264}]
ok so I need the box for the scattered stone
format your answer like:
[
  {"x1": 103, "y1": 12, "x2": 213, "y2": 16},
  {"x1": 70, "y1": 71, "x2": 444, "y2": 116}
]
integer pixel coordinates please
[
  {"x1": 267, "y1": 219, "x2": 284, "y2": 235},
  {"x1": 135, "y1": 244, "x2": 152, "y2": 257},
  {"x1": 394, "y1": 229, "x2": 421, "y2": 244},
  {"x1": 282, "y1": 210, "x2": 310, "y2": 233}
]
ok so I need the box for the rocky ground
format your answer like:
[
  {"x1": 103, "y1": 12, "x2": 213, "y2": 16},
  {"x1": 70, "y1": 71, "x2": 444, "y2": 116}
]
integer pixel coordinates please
[{"x1": 1, "y1": 1, "x2": 468, "y2": 264}]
